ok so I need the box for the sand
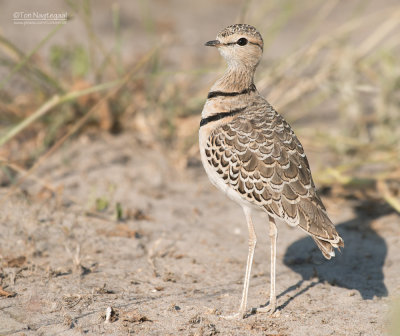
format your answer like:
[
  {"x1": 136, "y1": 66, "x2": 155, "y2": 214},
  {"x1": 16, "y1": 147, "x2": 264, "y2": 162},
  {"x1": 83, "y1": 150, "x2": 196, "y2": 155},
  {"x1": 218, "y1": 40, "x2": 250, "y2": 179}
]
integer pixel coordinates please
[{"x1": 1, "y1": 134, "x2": 398, "y2": 335}]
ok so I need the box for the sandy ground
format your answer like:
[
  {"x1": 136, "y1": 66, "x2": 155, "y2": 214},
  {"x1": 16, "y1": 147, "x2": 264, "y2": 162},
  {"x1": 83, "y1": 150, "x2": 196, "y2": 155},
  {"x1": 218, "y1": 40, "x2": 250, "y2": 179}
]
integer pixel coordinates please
[{"x1": 0, "y1": 134, "x2": 399, "y2": 335}]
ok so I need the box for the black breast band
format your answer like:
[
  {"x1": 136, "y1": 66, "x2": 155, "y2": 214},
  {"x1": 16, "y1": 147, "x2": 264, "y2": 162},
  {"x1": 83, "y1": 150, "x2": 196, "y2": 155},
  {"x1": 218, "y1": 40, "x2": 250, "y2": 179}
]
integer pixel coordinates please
[
  {"x1": 200, "y1": 107, "x2": 246, "y2": 127},
  {"x1": 207, "y1": 84, "x2": 256, "y2": 99}
]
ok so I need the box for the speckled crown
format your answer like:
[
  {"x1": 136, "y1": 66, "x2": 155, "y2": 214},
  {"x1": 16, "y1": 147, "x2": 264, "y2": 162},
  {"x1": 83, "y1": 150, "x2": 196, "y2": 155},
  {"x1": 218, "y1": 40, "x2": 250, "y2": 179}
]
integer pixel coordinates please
[{"x1": 217, "y1": 24, "x2": 263, "y2": 44}]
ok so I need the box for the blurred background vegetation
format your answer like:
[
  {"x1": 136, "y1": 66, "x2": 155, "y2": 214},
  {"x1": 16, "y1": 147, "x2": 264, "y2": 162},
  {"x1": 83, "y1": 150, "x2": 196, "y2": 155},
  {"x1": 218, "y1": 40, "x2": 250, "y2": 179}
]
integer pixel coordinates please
[{"x1": 0, "y1": 0, "x2": 399, "y2": 213}]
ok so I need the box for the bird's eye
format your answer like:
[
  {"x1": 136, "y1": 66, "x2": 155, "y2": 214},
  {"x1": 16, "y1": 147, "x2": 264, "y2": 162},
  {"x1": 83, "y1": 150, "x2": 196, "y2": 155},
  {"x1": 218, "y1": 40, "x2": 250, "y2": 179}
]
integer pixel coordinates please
[{"x1": 237, "y1": 38, "x2": 248, "y2": 46}]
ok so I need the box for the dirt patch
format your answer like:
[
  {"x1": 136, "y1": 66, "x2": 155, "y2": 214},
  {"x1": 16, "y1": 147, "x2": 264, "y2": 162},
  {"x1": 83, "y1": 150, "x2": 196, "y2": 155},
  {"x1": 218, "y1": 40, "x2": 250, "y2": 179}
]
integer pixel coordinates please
[{"x1": 0, "y1": 134, "x2": 398, "y2": 335}]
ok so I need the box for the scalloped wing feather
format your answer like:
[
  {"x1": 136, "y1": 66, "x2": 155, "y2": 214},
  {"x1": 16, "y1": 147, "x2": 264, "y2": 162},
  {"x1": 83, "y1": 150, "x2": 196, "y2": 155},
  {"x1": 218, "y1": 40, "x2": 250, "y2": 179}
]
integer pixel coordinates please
[{"x1": 203, "y1": 107, "x2": 343, "y2": 258}]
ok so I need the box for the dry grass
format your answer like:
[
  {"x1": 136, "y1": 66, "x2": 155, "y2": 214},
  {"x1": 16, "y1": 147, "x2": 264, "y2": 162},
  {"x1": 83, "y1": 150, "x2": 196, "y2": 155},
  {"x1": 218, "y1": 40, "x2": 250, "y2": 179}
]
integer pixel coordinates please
[{"x1": 0, "y1": 0, "x2": 399, "y2": 212}]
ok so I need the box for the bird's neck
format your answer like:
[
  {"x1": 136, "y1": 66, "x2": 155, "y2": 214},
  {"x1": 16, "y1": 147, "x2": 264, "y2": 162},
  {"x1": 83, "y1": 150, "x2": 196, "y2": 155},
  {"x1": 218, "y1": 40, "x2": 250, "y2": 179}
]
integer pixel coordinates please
[{"x1": 211, "y1": 64, "x2": 256, "y2": 93}]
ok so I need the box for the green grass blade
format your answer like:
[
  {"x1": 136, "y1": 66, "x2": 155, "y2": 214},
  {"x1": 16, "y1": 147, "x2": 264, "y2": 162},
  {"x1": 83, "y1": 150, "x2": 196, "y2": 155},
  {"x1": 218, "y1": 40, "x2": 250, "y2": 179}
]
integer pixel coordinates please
[{"x1": 0, "y1": 79, "x2": 121, "y2": 147}]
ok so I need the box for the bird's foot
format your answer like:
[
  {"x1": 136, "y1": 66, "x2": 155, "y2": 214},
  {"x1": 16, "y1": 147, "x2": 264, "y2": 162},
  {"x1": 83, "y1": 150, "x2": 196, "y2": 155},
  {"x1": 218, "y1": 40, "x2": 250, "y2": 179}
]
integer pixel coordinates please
[{"x1": 256, "y1": 301, "x2": 279, "y2": 317}]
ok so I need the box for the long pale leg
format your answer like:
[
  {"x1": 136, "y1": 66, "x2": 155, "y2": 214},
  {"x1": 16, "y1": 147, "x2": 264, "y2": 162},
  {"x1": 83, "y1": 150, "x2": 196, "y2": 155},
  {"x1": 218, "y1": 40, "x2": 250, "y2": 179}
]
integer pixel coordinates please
[
  {"x1": 224, "y1": 206, "x2": 256, "y2": 319},
  {"x1": 258, "y1": 216, "x2": 278, "y2": 314}
]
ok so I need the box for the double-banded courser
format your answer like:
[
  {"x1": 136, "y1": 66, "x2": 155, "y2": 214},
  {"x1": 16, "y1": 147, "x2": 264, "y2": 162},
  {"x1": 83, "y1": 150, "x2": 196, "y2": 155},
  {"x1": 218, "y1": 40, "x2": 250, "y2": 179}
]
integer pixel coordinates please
[{"x1": 199, "y1": 24, "x2": 344, "y2": 319}]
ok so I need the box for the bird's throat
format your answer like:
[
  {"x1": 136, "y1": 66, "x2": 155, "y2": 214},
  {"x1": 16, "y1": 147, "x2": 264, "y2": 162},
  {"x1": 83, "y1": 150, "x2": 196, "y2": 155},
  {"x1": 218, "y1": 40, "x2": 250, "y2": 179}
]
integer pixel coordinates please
[{"x1": 211, "y1": 65, "x2": 256, "y2": 93}]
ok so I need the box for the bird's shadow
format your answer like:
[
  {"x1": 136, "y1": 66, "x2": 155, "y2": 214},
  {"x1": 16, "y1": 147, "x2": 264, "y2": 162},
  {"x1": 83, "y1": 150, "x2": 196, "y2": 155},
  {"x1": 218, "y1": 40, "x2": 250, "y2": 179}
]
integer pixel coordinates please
[{"x1": 275, "y1": 202, "x2": 389, "y2": 309}]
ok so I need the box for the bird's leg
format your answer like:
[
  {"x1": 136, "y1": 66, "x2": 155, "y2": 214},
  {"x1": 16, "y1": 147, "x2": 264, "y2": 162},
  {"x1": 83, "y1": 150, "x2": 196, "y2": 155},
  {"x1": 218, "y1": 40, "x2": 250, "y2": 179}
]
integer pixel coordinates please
[
  {"x1": 268, "y1": 216, "x2": 278, "y2": 312},
  {"x1": 223, "y1": 206, "x2": 256, "y2": 319},
  {"x1": 257, "y1": 216, "x2": 278, "y2": 315}
]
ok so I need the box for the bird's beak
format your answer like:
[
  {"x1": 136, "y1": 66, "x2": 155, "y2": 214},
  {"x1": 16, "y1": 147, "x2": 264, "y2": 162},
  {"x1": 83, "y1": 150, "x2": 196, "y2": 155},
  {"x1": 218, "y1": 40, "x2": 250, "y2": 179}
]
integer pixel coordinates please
[{"x1": 205, "y1": 40, "x2": 221, "y2": 47}]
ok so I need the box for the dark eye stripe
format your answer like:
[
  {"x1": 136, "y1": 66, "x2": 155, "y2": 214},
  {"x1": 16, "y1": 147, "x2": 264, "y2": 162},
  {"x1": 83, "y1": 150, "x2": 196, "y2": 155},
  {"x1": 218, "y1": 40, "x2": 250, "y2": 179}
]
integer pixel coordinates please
[
  {"x1": 249, "y1": 42, "x2": 263, "y2": 50},
  {"x1": 223, "y1": 41, "x2": 263, "y2": 50}
]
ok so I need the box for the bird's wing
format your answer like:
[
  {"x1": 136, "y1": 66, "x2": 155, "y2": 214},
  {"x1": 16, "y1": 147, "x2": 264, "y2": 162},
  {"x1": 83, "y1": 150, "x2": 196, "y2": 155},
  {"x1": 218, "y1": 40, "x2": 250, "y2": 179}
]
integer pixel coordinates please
[{"x1": 204, "y1": 107, "x2": 342, "y2": 247}]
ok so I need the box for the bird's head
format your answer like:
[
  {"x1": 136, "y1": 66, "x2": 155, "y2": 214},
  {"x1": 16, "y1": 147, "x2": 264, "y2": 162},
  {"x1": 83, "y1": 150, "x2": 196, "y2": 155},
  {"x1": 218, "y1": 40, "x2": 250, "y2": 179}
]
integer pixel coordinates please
[{"x1": 205, "y1": 24, "x2": 263, "y2": 69}]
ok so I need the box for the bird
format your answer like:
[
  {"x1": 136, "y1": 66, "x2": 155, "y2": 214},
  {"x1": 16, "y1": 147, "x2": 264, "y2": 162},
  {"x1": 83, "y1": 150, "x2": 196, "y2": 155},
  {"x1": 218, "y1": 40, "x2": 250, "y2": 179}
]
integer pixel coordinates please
[{"x1": 199, "y1": 24, "x2": 344, "y2": 319}]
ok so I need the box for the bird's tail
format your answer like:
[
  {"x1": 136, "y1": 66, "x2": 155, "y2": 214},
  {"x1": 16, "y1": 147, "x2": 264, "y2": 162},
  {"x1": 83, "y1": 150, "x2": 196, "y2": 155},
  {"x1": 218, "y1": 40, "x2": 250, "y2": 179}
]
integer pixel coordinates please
[
  {"x1": 312, "y1": 236, "x2": 344, "y2": 260},
  {"x1": 297, "y1": 199, "x2": 344, "y2": 260}
]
